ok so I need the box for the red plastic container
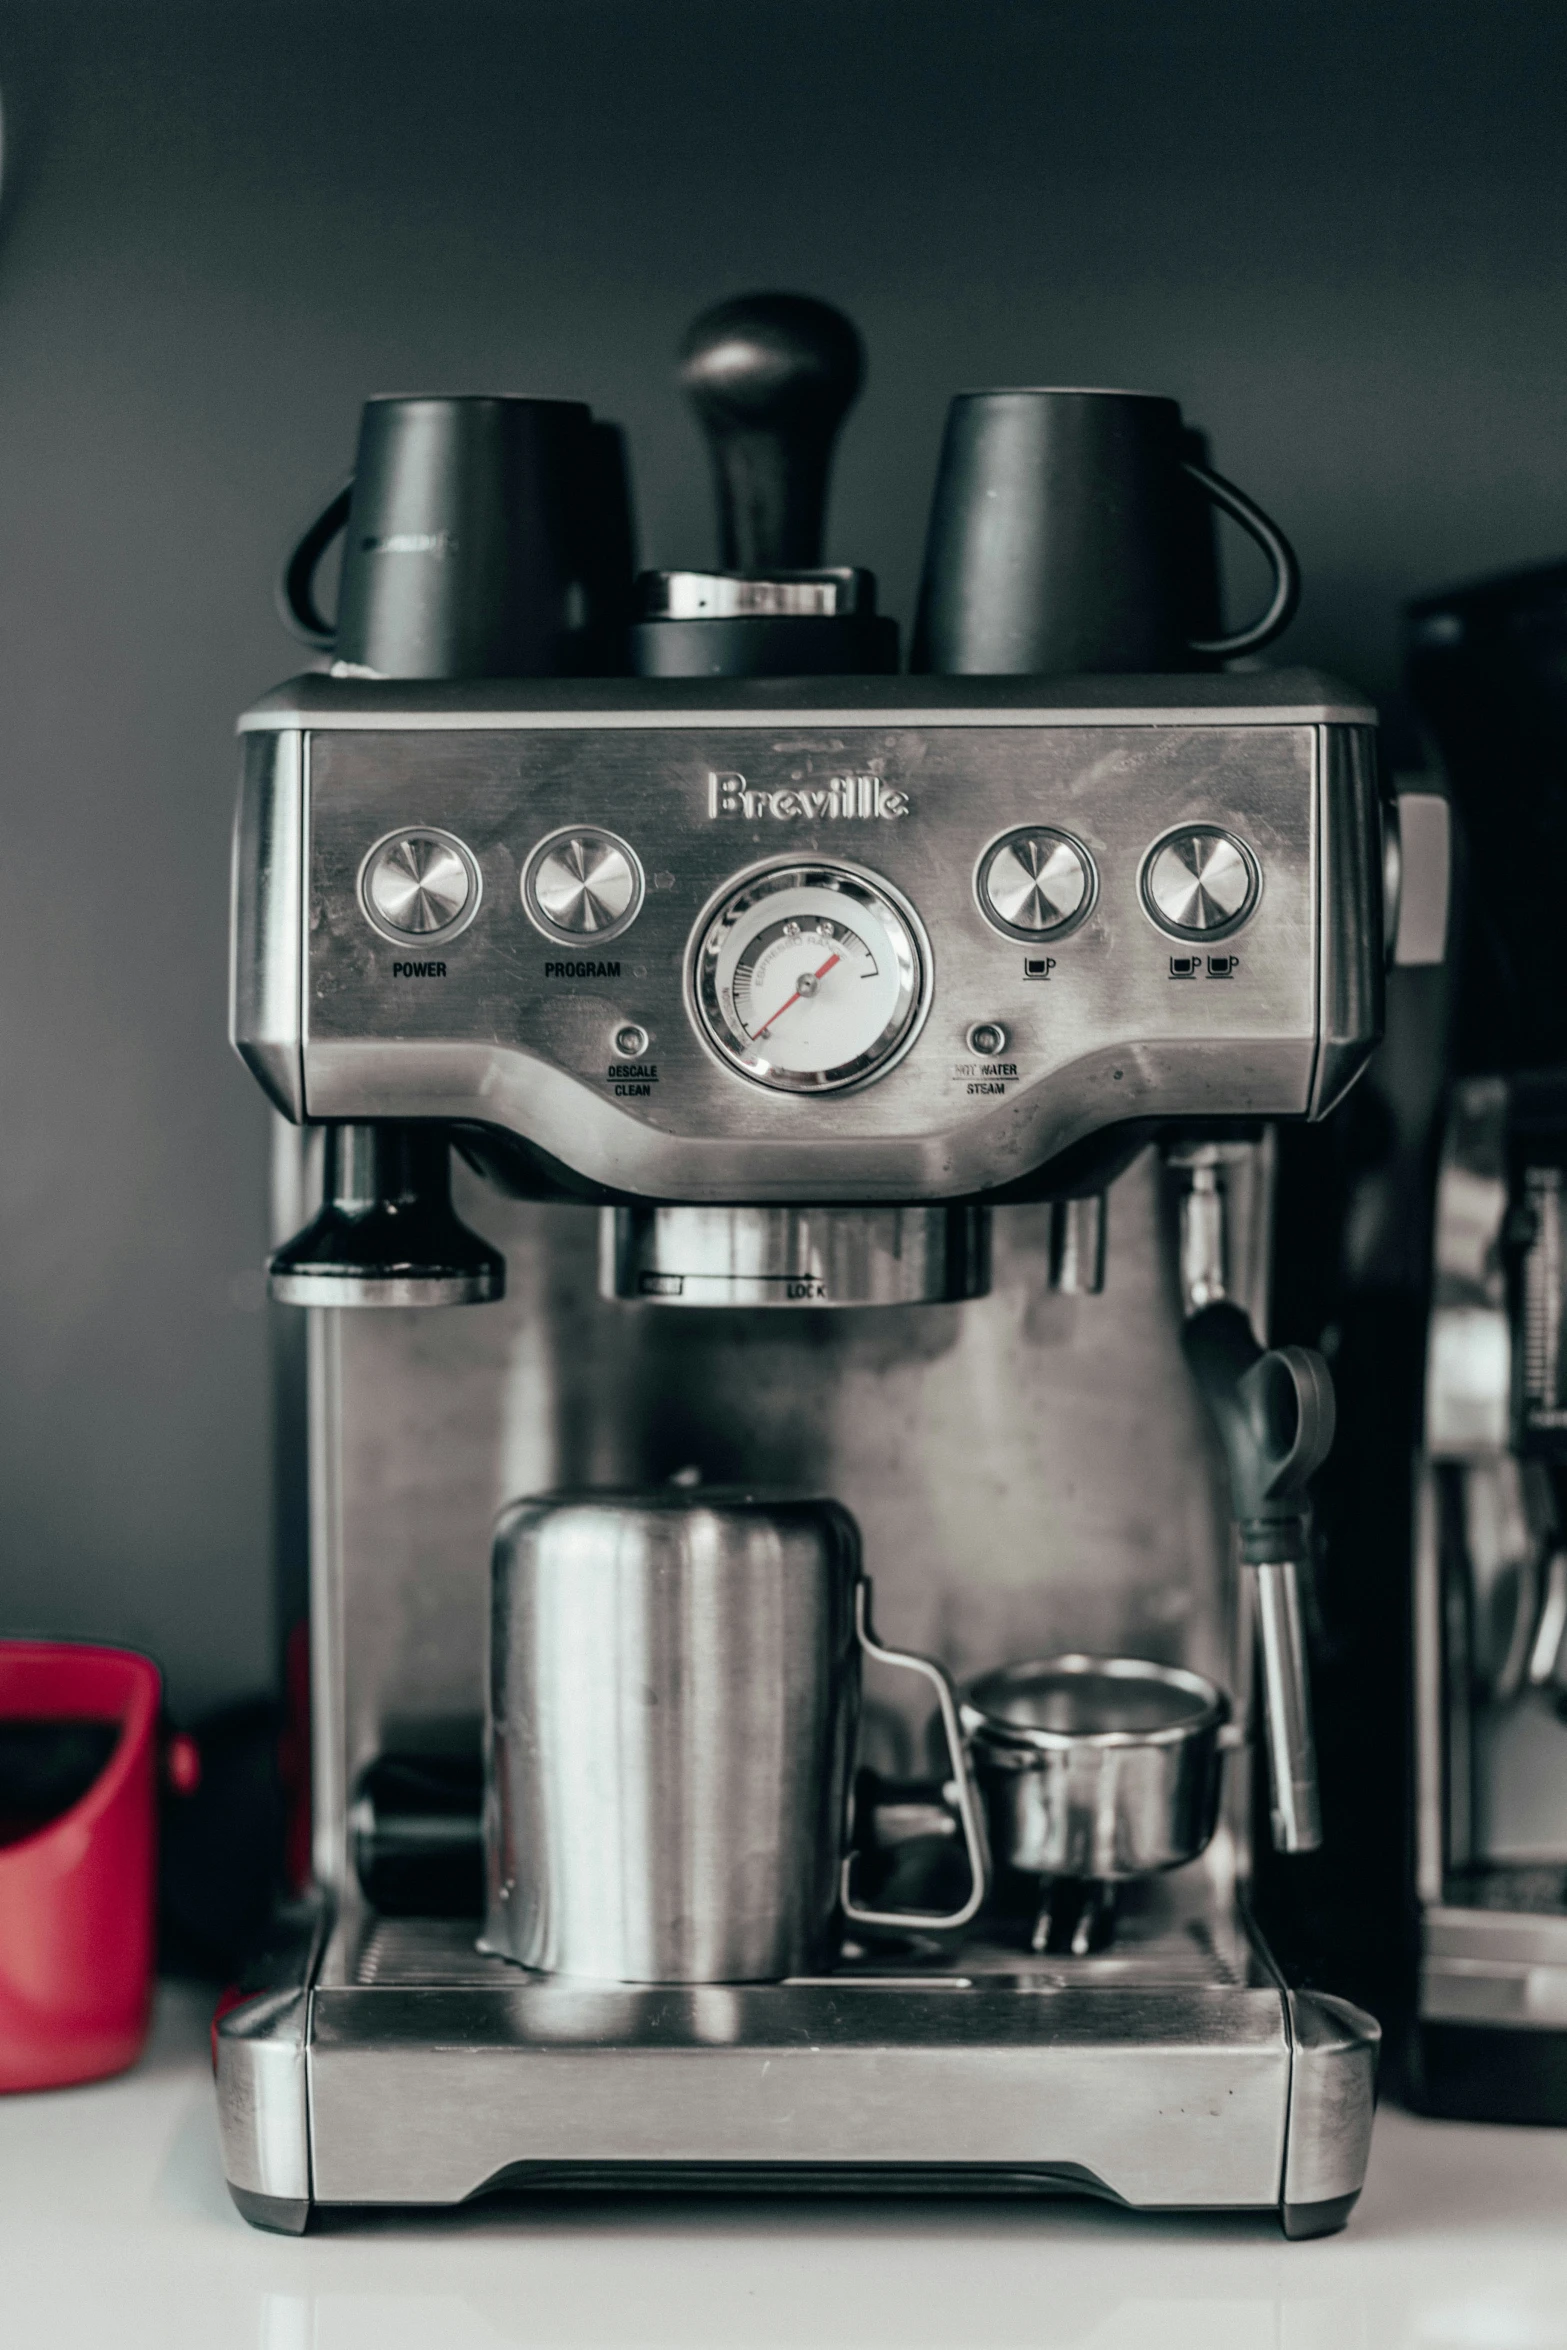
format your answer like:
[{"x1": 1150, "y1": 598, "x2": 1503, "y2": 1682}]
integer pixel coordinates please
[{"x1": 0, "y1": 1642, "x2": 161, "y2": 2091}]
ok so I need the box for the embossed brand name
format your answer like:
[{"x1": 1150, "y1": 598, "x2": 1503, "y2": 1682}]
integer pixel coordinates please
[{"x1": 707, "y1": 769, "x2": 910, "y2": 821}]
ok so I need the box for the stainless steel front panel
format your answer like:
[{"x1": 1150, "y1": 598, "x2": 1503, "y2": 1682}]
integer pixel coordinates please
[
  {"x1": 228, "y1": 674, "x2": 1380, "y2": 1200},
  {"x1": 306, "y1": 1149, "x2": 1252, "y2": 1890},
  {"x1": 211, "y1": 1876, "x2": 1376, "y2": 2221},
  {"x1": 229, "y1": 729, "x2": 304, "y2": 1120},
  {"x1": 298, "y1": 718, "x2": 1319, "y2": 1198},
  {"x1": 305, "y1": 1893, "x2": 1293, "y2": 2211},
  {"x1": 228, "y1": 672, "x2": 1381, "y2": 2217}
]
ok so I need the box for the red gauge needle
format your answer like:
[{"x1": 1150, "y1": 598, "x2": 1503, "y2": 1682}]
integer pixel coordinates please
[{"x1": 754, "y1": 950, "x2": 841, "y2": 1038}]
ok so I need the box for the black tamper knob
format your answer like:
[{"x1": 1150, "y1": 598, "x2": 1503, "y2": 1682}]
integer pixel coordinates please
[
  {"x1": 269, "y1": 1124, "x2": 503, "y2": 1308},
  {"x1": 678, "y1": 292, "x2": 864, "y2": 571}
]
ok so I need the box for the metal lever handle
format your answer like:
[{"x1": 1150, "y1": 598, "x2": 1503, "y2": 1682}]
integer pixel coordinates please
[
  {"x1": 1249, "y1": 1560, "x2": 1324, "y2": 1853},
  {"x1": 841, "y1": 1580, "x2": 989, "y2": 1936}
]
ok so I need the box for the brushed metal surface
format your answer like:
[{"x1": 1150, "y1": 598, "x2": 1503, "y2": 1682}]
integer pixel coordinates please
[
  {"x1": 285, "y1": 708, "x2": 1340, "y2": 1199},
  {"x1": 485, "y1": 1492, "x2": 861, "y2": 1981},
  {"x1": 1310, "y1": 719, "x2": 1385, "y2": 1118},
  {"x1": 1250, "y1": 1562, "x2": 1324, "y2": 1854},
  {"x1": 1048, "y1": 1193, "x2": 1106, "y2": 1294},
  {"x1": 603, "y1": 1204, "x2": 991, "y2": 1305},
  {"x1": 523, "y1": 826, "x2": 644, "y2": 944},
  {"x1": 976, "y1": 828, "x2": 1094, "y2": 939},
  {"x1": 229, "y1": 729, "x2": 304, "y2": 1120},
  {"x1": 1142, "y1": 827, "x2": 1257, "y2": 939},
  {"x1": 225, "y1": 668, "x2": 1383, "y2": 2221},
  {"x1": 304, "y1": 1149, "x2": 1252, "y2": 1895},
  {"x1": 361, "y1": 828, "x2": 477, "y2": 942},
  {"x1": 214, "y1": 1885, "x2": 1379, "y2": 2221},
  {"x1": 306, "y1": 1967, "x2": 1292, "y2": 2209},
  {"x1": 963, "y1": 1655, "x2": 1227, "y2": 1881},
  {"x1": 215, "y1": 1987, "x2": 311, "y2": 2202},
  {"x1": 1282, "y1": 1991, "x2": 1380, "y2": 2208}
]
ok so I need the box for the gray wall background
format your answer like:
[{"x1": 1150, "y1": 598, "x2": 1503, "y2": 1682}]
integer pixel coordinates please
[{"x1": 1, "y1": 0, "x2": 1565, "y2": 1716}]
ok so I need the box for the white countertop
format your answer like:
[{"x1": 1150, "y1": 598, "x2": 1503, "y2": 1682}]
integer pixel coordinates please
[{"x1": 3, "y1": 1984, "x2": 1565, "y2": 2350}]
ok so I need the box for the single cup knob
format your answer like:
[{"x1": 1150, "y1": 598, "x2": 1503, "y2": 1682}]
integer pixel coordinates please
[
  {"x1": 977, "y1": 828, "x2": 1095, "y2": 940},
  {"x1": 361, "y1": 829, "x2": 478, "y2": 941},
  {"x1": 1142, "y1": 826, "x2": 1259, "y2": 940}
]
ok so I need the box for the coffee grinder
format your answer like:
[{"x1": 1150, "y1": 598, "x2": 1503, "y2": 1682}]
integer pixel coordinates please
[
  {"x1": 218, "y1": 295, "x2": 1412, "y2": 2234},
  {"x1": 1407, "y1": 560, "x2": 1567, "y2": 2120}
]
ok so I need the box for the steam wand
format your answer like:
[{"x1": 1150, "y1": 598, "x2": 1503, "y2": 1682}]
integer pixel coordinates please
[{"x1": 1173, "y1": 1153, "x2": 1332, "y2": 1854}]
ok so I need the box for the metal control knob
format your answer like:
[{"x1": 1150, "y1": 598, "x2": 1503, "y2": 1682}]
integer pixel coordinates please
[
  {"x1": 976, "y1": 828, "x2": 1095, "y2": 941},
  {"x1": 523, "y1": 827, "x2": 645, "y2": 945},
  {"x1": 1142, "y1": 826, "x2": 1259, "y2": 941},
  {"x1": 361, "y1": 829, "x2": 478, "y2": 943}
]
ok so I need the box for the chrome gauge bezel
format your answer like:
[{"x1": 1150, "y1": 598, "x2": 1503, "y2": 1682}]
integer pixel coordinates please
[{"x1": 691, "y1": 860, "x2": 929, "y2": 1093}]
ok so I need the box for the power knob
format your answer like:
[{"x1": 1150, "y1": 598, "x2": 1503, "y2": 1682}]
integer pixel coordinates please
[
  {"x1": 976, "y1": 827, "x2": 1096, "y2": 941},
  {"x1": 523, "y1": 827, "x2": 645, "y2": 945},
  {"x1": 1141, "y1": 826, "x2": 1259, "y2": 941},
  {"x1": 360, "y1": 829, "x2": 479, "y2": 944}
]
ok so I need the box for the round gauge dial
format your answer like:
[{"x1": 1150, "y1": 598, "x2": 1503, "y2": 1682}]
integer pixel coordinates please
[{"x1": 693, "y1": 863, "x2": 927, "y2": 1092}]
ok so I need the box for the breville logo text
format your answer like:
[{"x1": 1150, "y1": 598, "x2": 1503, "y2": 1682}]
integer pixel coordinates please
[{"x1": 707, "y1": 769, "x2": 911, "y2": 822}]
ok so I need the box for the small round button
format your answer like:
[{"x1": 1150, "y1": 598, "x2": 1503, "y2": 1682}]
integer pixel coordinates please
[
  {"x1": 968, "y1": 1022, "x2": 1008, "y2": 1057},
  {"x1": 976, "y1": 828, "x2": 1095, "y2": 941},
  {"x1": 523, "y1": 827, "x2": 645, "y2": 945},
  {"x1": 361, "y1": 829, "x2": 478, "y2": 943},
  {"x1": 613, "y1": 1024, "x2": 650, "y2": 1058},
  {"x1": 1141, "y1": 826, "x2": 1259, "y2": 941}
]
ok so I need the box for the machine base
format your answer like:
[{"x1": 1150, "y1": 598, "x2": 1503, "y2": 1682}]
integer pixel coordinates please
[
  {"x1": 229, "y1": 2186, "x2": 311, "y2": 2236},
  {"x1": 217, "y1": 1876, "x2": 1378, "y2": 2235}
]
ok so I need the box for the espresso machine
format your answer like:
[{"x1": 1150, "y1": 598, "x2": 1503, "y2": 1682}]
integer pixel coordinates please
[
  {"x1": 216, "y1": 296, "x2": 1416, "y2": 2236},
  {"x1": 1409, "y1": 560, "x2": 1567, "y2": 2120}
]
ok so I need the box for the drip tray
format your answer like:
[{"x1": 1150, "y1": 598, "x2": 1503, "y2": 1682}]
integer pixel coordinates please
[{"x1": 215, "y1": 1868, "x2": 1378, "y2": 2234}]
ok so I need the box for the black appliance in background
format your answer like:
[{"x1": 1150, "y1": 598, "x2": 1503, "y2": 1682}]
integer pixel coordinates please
[{"x1": 1398, "y1": 562, "x2": 1567, "y2": 2122}]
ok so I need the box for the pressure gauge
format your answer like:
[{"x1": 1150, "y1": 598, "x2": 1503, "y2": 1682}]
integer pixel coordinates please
[{"x1": 693, "y1": 862, "x2": 928, "y2": 1092}]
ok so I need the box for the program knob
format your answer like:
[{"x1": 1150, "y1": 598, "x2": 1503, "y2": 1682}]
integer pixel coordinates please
[
  {"x1": 361, "y1": 829, "x2": 479, "y2": 943},
  {"x1": 976, "y1": 827, "x2": 1096, "y2": 941},
  {"x1": 523, "y1": 827, "x2": 645, "y2": 945},
  {"x1": 1142, "y1": 826, "x2": 1259, "y2": 941}
]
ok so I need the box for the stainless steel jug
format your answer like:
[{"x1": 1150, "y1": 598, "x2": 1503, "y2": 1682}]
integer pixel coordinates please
[{"x1": 483, "y1": 1490, "x2": 987, "y2": 1982}]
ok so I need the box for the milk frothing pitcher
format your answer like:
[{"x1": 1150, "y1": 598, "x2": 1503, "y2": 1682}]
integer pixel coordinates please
[{"x1": 483, "y1": 1490, "x2": 988, "y2": 1983}]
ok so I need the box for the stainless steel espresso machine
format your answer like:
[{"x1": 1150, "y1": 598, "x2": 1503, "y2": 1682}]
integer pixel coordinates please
[{"x1": 217, "y1": 297, "x2": 1403, "y2": 2235}]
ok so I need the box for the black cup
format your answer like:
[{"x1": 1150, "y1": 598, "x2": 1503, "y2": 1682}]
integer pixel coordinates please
[
  {"x1": 279, "y1": 396, "x2": 633, "y2": 679},
  {"x1": 910, "y1": 389, "x2": 1298, "y2": 677}
]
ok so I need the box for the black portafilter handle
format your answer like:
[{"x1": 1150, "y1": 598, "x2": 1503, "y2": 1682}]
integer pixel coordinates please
[
  {"x1": 679, "y1": 291, "x2": 863, "y2": 571},
  {"x1": 634, "y1": 292, "x2": 897, "y2": 678}
]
